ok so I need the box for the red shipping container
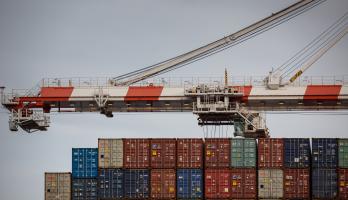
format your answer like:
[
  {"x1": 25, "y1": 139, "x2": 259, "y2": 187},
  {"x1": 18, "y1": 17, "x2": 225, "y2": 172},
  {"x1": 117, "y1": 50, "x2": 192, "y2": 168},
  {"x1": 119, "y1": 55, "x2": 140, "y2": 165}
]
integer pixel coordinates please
[
  {"x1": 205, "y1": 169, "x2": 231, "y2": 199},
  {"x1": 258, "y1": 138, "x2": 284, "y2": 168},
  {"x1": 284, "y1": 168, "x2": 310, "y2": 199},
  {"x1": 177, "y1": 138, "x2": 203, "y2": 168},
  {"x1": 205, "y1": 138, "x2": 230, "y2": 168},
  {"x1": 151, "y1": 169, "x2": 176, "y2": 199},
  {"x1": 230, "y1": 168, "x2": 257, "y2": 199},
  {"x1": 339, "y1": 168, "x2": 348, "y2": 199},
  {"x1": 123, "y1": 139, "x2": 150, "y2": 168},
  {"x1": 150, "y1": 139, "x2": 176, "y2": 168}
]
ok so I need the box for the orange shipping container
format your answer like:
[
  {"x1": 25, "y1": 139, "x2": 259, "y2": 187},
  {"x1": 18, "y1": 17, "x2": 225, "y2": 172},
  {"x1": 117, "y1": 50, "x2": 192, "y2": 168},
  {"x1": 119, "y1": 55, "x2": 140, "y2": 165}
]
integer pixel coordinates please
[
  {"x1": 177, "y1": 138, "x2": 203, "y2": 168},
  {"x1": 205, "y1": 138, "x2": 230, "y2": 168},
  {"x1": 205, "y1": 169, "x2": 230, "y2": 199},
  {"x1": 230, "y1": 168, "x2": 257, "y2": 199},
  {"x1": 258, "y1": 138, "x2": 284, "y2": 168},
  {"x1": 284, "y1": 168, "x2": 310, "y2": 199},
  {"x1": 151, "y1": 169, "x2": 176, "y2": 199},
  {"x1": 150, "y1": 139, "x2": 176, "y2": 168},
  {"x1": 123, "y1": 139, "x2": 150, "y2": 168},
  {"x1": 339, "y1": 168, "x2": 348, "y2": 199}
]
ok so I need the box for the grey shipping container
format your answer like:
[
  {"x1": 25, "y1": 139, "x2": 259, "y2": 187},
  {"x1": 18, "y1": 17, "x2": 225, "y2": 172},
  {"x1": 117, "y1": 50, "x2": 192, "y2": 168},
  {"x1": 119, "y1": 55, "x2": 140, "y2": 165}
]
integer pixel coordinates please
[
  {"x1": 45, "y1": 172, "x2": 71, "y2": 200},
  {"x1": 72, "y1": 178, "x2": 98, "y2": 200},
  {"x1": 98, "y1": 139, "x2": 123, "y2": 168},
  {"x1": 284, "y1": 138, "x2": 311, "y2": 168},
  {"x1": 230, "y1": 138, "x2": 256, "y2": 168},
  {"x1": 98, "y1": 169, "x2": 123, "y2": 199},
  {"x1": 312, "y1": 168, "x2": 338, "y2": 199},
  {"x1": 312, "y1": 138, "x2": 338, "y2": 168},
  {"x1": 339, "y1": 139, "x2": 348, "y2": 168},
  {"x1": 258, "y1": 169, "x2": 283, "y2": 199}
]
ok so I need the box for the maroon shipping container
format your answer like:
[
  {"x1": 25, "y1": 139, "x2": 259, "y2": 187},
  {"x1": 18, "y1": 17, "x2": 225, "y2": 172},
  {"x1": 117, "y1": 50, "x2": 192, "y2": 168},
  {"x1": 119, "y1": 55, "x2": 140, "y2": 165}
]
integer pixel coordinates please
[
  {"x1": 339, "y1": 168, "x2": 348, "y2": 199},
  {"x1": 284, "y1": 168, "x2": 310, "y2": 199},
  {"x1": 205, "y1": 138, "x2": 230, "y2": 168},
  {"x1": 123, "y1": 139, "x2": 150, "y2": 168},
  {"x1": 205, "y1": 169, "x2": 231, "y2": 199},
  {"x1": 258, "y1": 138, "x2": 284, "y2": 168},
  {"x1": 151, "y1": 169, "x2": 176, "y2": 199},
  {"x1": 177, "y1": 138, "x2": 203, "y2": 168},
  {"x1": 230, "y1": 168, "x2": 257, "y2": 199},
  {"x1": 150, "y1": 139, "x2": 176, "y2": 168}
]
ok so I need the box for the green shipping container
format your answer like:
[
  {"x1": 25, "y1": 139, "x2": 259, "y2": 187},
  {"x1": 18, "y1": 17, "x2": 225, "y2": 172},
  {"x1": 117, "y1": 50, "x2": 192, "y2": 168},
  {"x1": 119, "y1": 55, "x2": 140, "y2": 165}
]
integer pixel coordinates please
[
  {"x1": 230, "y1": 138, "x2": 256, "y2": 168},
  {"x1": 339, "y1": 139, "x2": 348, "y2": 168}
]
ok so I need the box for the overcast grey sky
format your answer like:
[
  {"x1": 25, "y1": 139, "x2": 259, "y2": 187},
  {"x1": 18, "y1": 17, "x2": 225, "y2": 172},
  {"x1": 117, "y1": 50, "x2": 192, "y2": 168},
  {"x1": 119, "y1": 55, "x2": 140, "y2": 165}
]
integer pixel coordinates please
[{"x1": 0, "y1": 0, "x2": 348, "y2": 199}]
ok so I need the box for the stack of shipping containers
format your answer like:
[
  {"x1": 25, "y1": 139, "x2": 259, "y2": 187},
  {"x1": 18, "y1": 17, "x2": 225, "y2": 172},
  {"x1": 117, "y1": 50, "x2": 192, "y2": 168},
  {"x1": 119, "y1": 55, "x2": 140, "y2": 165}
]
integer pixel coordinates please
[
  {"x1": 98, "y1": 139, "x2": 123, "y2": 199},
  {"x1": 338, "y1": 139, "x2": 348, "y2": 199},
  {"x1": 150, "y1": 139, "x2": 176, "y2": 199},
  {"x1": 283, "y1": 138, "x2": 311, "y2": 199},
  {"x1": 258, "y1": 138, "x2": 284, "y2": 199},
  {"x1": 71, "y1": 148, "x2": 98, "y2": 200},
  {"x1": 45, "y1": 172, "x2": 71, "y2": 200},
  {"x1": 230, "y1": 138, "x2": 257, "y2": 199},
  {"x1": 312, "y1": 138, "x2": 338, "y2": 199},
  {"x1": 204, "y1": 138, "x2": 231, "y2": 199},
  {"x1": 177, "y1": 138, "x2": 203, "y2": 199},
  {"x1": 124, "y1": 138, "x2": 150, "y2": 199}
]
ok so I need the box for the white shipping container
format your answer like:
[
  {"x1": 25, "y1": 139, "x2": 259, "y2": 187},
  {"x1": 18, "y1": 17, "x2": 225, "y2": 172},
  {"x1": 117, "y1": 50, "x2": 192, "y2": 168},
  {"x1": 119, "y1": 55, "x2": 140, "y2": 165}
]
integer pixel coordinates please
[
  {"x1": 258, "y1": 169, "x2": 283, "y2": 199},
  {"x1": 98, "y1": 139, "x2": 123, "y2": 168}
]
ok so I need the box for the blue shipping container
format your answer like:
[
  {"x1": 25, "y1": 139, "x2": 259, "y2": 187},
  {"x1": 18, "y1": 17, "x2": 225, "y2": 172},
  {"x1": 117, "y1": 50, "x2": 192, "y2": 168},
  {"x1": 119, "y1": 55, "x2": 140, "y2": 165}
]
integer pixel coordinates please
[
  {"x1": 312, "y1": 168, "x2": 337, "y2": 199},
  {"x1": 312, "y1": 138, "x2": 338, "y2": 168},
  {"x1": 72, "y1": 178, "x2": 98, "y2": 200},
  {"x1": 284, "y1": 138, "x2": 310, "y2": 168},
  {"x1": 72, "y1": 148, "x2": 98, "y2": 178},
  {"x1": 124, "y1": 169, "x2": 149, "y2": 199},
  {"x1": 98, "y1": 169, "x2": 123, "y2": 199},
  {"x1": 177, "y1": 169, "x2": 203, "y2": 199}
]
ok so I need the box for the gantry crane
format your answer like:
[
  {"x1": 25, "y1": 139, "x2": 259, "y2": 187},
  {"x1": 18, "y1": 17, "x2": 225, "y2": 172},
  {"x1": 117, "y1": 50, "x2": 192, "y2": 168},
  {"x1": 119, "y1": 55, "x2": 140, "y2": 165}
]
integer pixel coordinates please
[{"x1": 1, "y1": 0, "x2": 348, "y2": 138}]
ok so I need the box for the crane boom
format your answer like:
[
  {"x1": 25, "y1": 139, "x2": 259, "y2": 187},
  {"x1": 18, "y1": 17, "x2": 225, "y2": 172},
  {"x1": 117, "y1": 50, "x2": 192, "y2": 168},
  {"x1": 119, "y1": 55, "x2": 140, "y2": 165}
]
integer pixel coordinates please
[{"x1": 111, "y1": 0, "x2": 325, "y2": 86}]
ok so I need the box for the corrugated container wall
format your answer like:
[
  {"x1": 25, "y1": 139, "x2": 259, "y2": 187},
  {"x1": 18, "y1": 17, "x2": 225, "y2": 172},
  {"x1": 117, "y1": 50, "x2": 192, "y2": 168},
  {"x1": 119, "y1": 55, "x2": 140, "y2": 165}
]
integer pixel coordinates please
[
  {"x1": 124, "y1": 169, "x2": 149, "y2": 199},
  {"x1": 205, "y1": 138, "x2": 230, "y2": 168},
  {"x1": 177, "y1": 138, "x2": 203, "y2": 168},
  {"x1": 230, "y1": 168, "x2": 257, "y2": 199},
  {"x1": 312, "y1": 168, "x2": 338, "y2": 199},
  {"x1": 151, "y1": 169, "x2": 176, "y2": 199},
  {"x1": 150, "y1": 139, "x2": 176, "y2": 168},
  {"x1": 312, "y1": 138, "x2": 338, "y2": 168},
  {"x1": 71, "y1": 178, "x2": 98, "y2": 200},
  {"x1": 230, "y1": 138, "x2": 256, "y2": 168},
  {"x1": 45, "y1": 173, "x2": 71, "y2": 200},
  {"x1": 339, "y1": 169, "x2": 348, "y2": 199},
  {"x1": 205, "y1": 169, "x2": 230, "y2": 199},
  {"x1": 258, "y1": 138, "x2": 284, "y2": 168},
  {"x1": 123, "y1": 139, "x2": 150, "y2": 169},
  {"x1": 98, "y1": 169, "x2": 123, "y2": 199},
  {"x1": 284, "y1": 168, "x2": 310, "y2": 199},
  {"x1": 177, "y1": 169, "x2": 203, "y2": 199},
  {"x1": 284, "y1": 138, "x2": 310, "y2": 168},
  {"x1": 258, "y1": 169, "x2": 283, "y2": 199},
  {"x1": 72, "y1": 148, "x2": 98, "y2": 178},
  {"x1": 98, "y1": 139, "x2": 123, "y2": 168},
  {"x1": 339, "y1": 139, "x2": 348, "y2": 168}
]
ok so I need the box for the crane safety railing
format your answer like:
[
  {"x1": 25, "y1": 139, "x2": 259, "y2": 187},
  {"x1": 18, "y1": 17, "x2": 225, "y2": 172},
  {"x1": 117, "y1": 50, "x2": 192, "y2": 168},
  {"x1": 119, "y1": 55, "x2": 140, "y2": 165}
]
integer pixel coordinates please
[{"x1": 1, "y1": 75, "x2": 348, "y2": 103}]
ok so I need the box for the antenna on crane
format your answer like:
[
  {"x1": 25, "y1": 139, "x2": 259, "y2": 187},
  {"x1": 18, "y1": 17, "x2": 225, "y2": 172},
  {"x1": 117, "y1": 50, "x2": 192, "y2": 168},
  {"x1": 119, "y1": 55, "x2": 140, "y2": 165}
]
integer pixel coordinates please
[{"x1": 224, "y1": 68, "x2": 228, "y2": 87}]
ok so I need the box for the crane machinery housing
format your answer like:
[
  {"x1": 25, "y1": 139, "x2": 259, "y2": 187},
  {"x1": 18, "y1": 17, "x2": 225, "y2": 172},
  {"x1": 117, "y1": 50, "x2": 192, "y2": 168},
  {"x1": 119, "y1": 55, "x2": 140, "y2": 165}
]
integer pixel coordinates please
[{"x1": 1, "y1": 0, "x2": 348, "y2": 138}]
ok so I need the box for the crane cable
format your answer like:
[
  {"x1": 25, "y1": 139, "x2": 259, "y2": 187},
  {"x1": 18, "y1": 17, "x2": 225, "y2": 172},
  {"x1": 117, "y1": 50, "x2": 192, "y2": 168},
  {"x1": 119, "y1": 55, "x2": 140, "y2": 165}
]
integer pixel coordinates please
[
  {"x1": 113, "y1": 0, "x2": 326, "y2": 85},
  {"x1": 279, "y1": 12, "x2": 348, "y2": 79},
  {"x1": 274, "y1": 11, "x2": 348, "y2": 74},
  {"x1": 123, "y1": 0, "x2": 326, "y2": 84}
]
